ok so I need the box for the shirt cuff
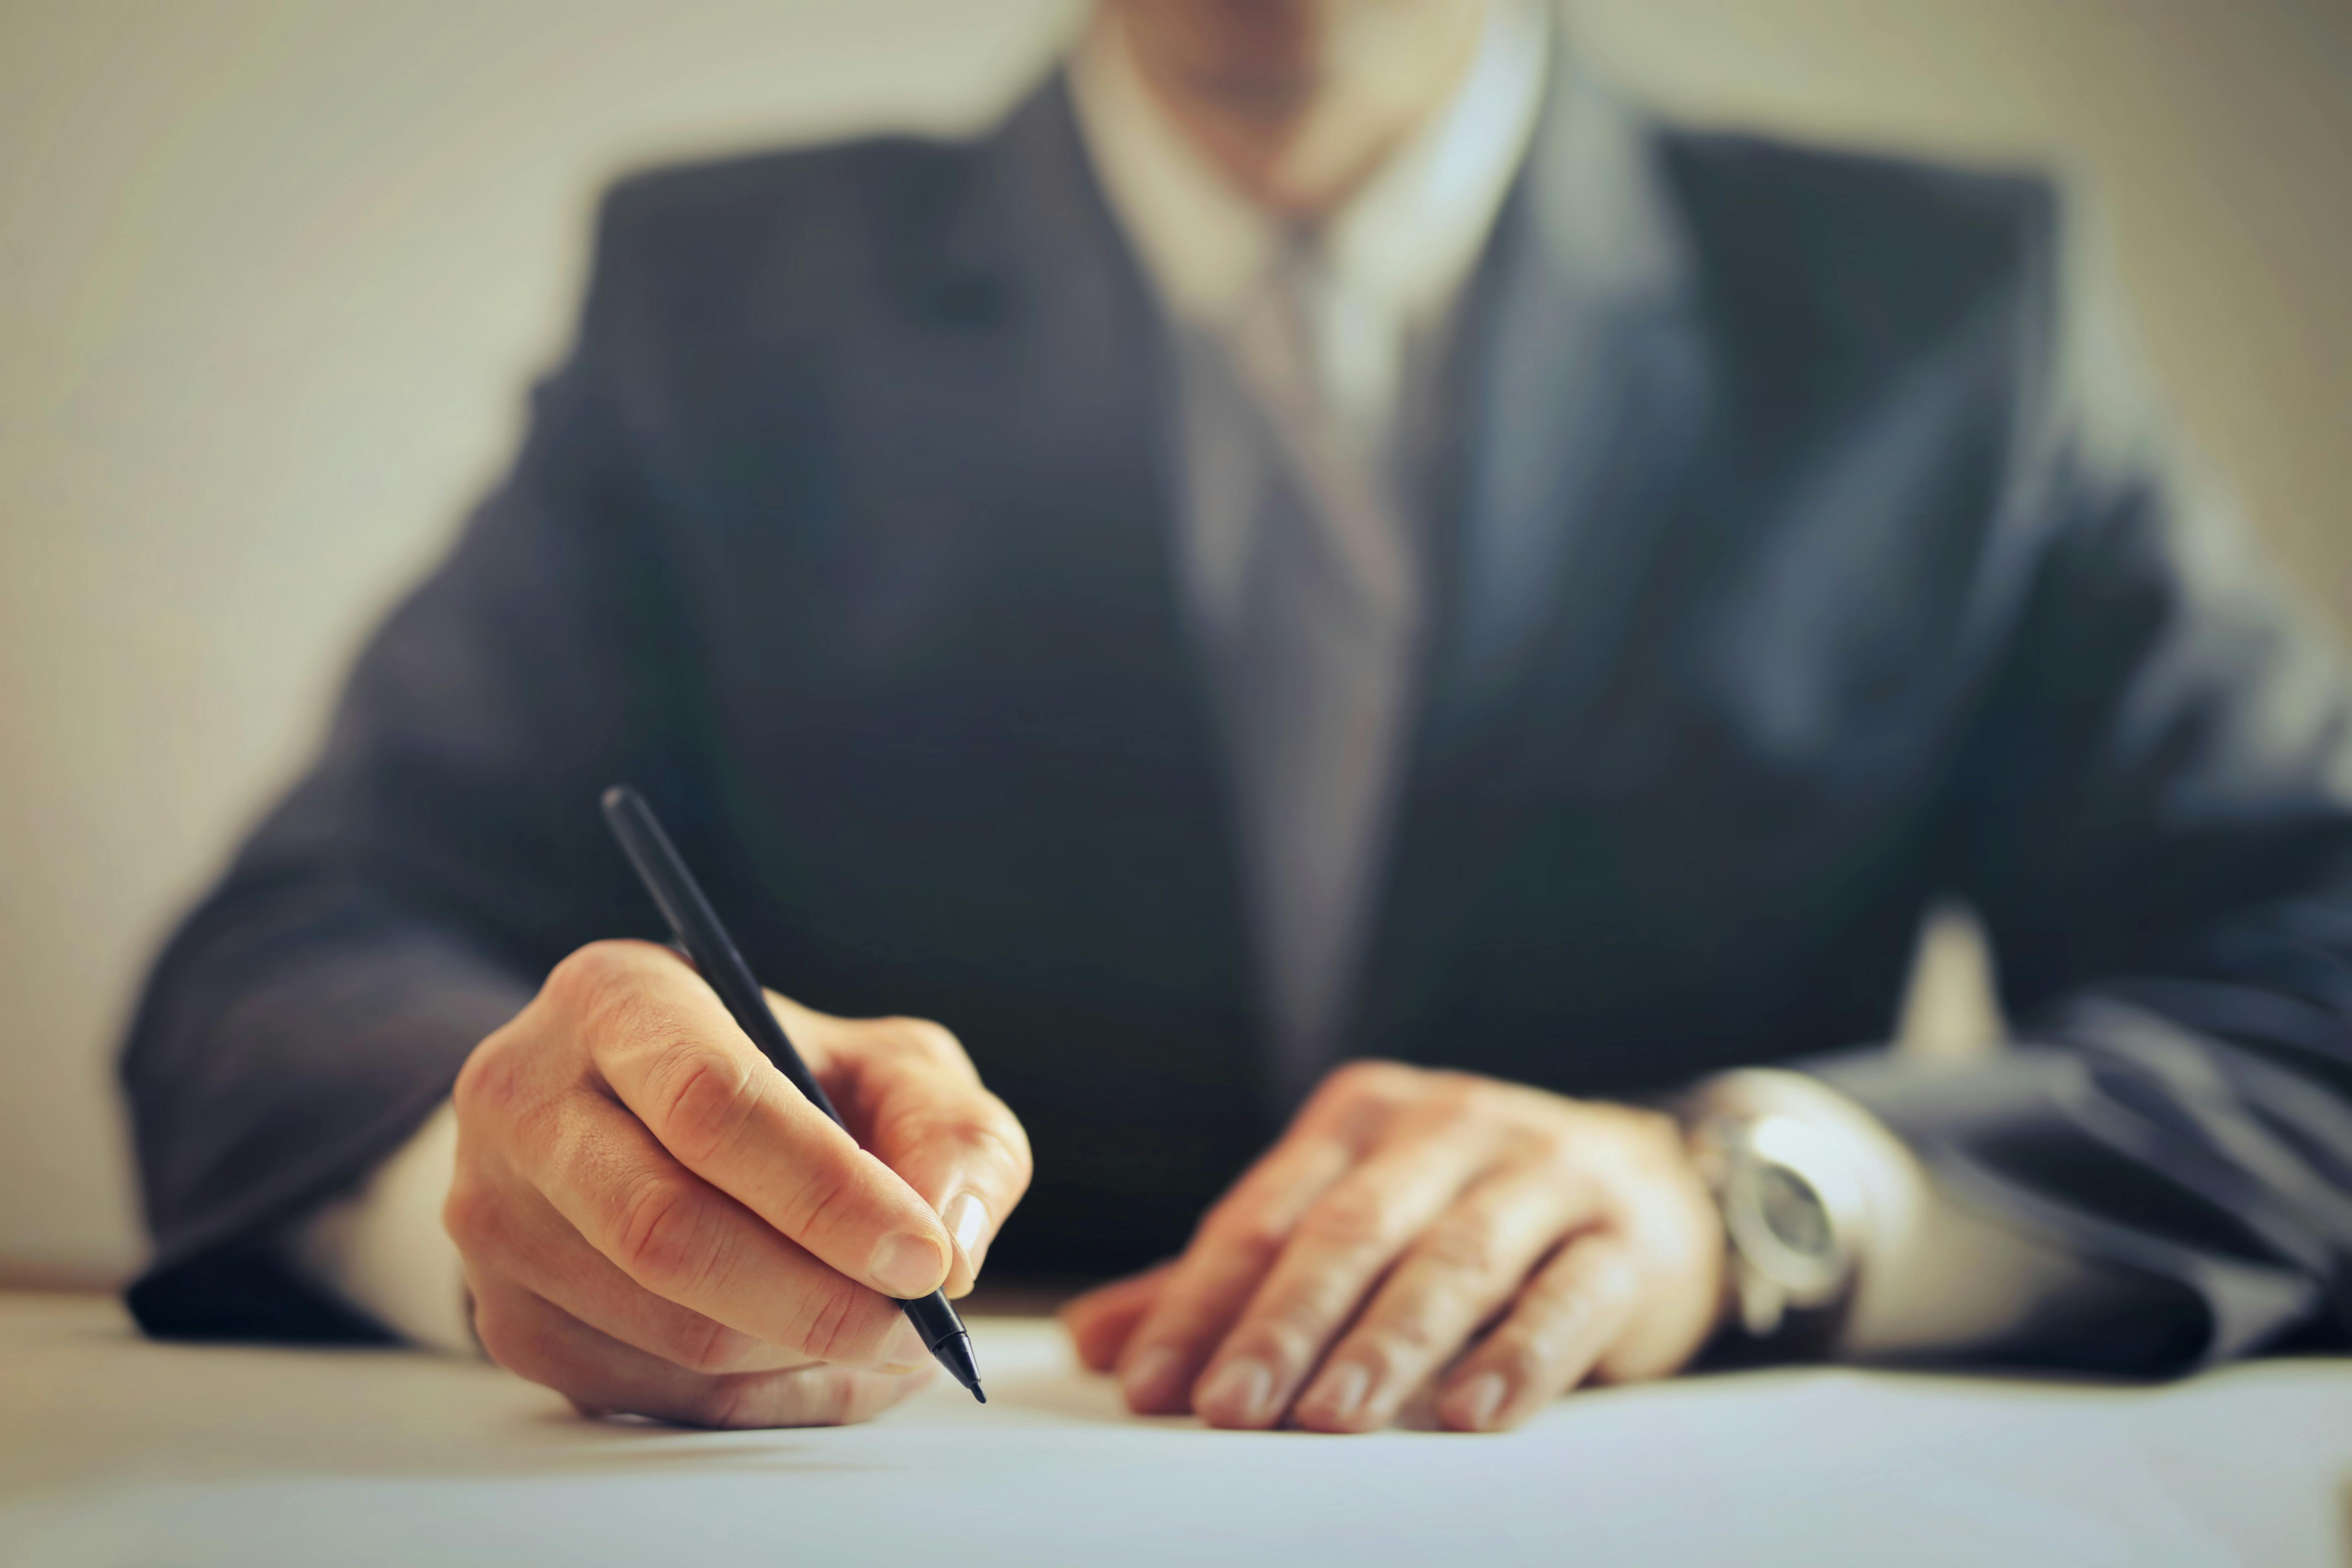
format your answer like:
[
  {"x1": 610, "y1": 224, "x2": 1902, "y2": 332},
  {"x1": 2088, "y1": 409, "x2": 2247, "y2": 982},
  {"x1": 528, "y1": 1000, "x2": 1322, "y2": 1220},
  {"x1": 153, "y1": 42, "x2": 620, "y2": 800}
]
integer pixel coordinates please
[
  {"x1": 283, "y1": 1100, "x2": 475, "y2": 1354},
  {"x1": 1687, "y1": 1067, "x2": 2122, "y2": 1360}
]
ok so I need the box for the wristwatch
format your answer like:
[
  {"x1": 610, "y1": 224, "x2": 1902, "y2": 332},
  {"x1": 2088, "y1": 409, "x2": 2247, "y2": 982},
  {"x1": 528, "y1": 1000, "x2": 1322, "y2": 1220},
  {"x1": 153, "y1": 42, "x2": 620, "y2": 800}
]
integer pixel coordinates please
[{"x1": 1688, "y1": 1096, "x2": 1870, "y2": 1352}]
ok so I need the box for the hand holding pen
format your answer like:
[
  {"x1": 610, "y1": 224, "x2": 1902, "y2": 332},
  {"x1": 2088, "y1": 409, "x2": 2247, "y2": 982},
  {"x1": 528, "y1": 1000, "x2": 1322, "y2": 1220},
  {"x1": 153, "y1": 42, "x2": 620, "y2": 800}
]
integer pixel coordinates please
[{"x1": 438, "y1": 788, "x2": 1029, "y2": 1424}]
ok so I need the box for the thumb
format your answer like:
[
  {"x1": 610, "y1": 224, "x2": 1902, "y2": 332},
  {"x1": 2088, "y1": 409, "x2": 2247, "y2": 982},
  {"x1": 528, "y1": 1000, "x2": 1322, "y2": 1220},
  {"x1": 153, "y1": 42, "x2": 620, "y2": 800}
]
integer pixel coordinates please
[{"x1": 771, "y1": 994, "x2": 1032, "y2": 1298}]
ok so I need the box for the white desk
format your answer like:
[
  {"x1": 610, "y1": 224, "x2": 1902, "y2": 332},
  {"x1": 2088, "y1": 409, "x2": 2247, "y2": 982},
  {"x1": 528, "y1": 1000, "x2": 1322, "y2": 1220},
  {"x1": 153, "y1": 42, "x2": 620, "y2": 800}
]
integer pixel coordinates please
[{"x1": 1, "y1": 1291, "x2": 2345, "y2": 1567}]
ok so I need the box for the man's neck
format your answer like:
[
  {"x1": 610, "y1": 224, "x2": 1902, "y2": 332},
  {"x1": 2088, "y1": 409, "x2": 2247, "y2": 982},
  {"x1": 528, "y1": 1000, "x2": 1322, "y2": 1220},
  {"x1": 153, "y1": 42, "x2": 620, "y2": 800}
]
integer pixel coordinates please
[{"x1": 1103, "y1": 0, "x2": 1490, "y2": 218}]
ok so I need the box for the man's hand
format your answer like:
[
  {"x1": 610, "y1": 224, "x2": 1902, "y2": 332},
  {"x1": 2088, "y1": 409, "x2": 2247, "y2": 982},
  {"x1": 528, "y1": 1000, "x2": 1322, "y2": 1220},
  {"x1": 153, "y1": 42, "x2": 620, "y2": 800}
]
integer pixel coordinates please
[
  {"x1": 446, "y1": 939, "x2": 1031, "y2": 1428},
  {"x1": 1061, "y1": 1061, "x2": 1724, "y2": 1433}
]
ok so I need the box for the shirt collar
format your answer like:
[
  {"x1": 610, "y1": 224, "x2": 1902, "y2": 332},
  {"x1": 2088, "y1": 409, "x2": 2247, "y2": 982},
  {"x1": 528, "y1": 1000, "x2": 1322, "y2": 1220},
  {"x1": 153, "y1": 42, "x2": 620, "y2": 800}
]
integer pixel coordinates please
[{"x1": 1069, "y1": 0, "x2": 1551, "y2": 340}]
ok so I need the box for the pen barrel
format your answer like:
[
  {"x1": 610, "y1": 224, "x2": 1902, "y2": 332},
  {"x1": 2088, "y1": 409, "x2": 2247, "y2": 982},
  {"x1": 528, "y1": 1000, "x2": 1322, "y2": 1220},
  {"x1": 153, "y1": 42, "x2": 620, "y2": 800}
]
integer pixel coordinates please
[{"x1": 600, "y1": 785, "x2": 845, "y2": 1126}]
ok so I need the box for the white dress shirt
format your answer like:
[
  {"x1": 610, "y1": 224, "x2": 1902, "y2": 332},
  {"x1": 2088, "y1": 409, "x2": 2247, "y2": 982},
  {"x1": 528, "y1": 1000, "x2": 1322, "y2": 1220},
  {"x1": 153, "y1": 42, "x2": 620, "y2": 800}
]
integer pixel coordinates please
[{"x1": 293, "y1": 3, "x2": 2094, "y2": 1364}]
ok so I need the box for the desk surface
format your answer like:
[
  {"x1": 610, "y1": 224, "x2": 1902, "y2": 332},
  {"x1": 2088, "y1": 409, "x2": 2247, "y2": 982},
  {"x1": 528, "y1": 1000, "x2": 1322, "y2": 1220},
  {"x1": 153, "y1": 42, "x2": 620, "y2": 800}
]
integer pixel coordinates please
[{"x1": 2, "y1": 1291, "x2": 2346, "y2": 1568}]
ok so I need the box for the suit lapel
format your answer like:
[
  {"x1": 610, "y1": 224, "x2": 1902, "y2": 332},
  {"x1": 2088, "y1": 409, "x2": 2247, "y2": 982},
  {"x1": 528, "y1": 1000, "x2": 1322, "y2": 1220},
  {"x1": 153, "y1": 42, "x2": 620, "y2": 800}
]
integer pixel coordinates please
[
  {"x1": 1354, "y1": 66, "x2": 1717, "y2": 1064},
  {"x1": 930, "y1": 81, "x2": 1270, "y2": 1086}
]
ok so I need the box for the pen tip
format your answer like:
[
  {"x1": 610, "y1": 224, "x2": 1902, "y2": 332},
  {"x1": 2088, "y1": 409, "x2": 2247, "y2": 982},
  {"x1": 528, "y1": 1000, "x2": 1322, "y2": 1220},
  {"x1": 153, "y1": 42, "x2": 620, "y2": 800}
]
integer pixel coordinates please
[{"x1": 930, "y1": 1327, "x2": 985, "y2": 1404}]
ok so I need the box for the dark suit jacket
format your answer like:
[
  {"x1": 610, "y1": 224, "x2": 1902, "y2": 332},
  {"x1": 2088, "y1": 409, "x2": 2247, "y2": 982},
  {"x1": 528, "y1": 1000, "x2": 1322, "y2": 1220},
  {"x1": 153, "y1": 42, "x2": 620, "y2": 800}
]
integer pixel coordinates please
[{"x1": 121, "y1": 69, "x2": 2352, "y2": 1370}]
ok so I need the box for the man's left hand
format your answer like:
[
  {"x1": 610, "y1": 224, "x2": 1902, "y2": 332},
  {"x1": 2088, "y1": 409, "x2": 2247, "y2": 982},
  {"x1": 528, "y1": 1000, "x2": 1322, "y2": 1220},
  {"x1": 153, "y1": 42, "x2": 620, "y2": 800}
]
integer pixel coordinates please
[{"x1": 1060, "y1": 1061, "x2": 1725, "y2": 1433}]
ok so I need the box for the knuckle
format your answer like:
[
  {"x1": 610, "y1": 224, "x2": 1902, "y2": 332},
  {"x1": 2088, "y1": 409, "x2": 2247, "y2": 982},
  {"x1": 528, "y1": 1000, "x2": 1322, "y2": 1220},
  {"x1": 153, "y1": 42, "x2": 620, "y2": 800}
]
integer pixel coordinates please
[
  {"x1": 440, "y1": 1176, "x2": 500, "y2": 1255},
  {"x1": 467, "y1": 1293, "x2": 516, "y2": 1368},
  {"x1": 551, "y1": 943, "x2": 694, "y2": 1067},
  {"x1": 583, "y1": 989, "x2": 670, "y2": 1066},
  {"x1": 1431, "y1": 1071, "x2": 1491, "y2": 1115},
  {"x1": 817, "y1": 1368, "x2": 860, "y2": 1427},
  {"x1": 1534, "y1": 1246, "x2": 1639, "y2": 1316},
  {"x1": 1477, "y1": 1331, "x2": 1547, "y2": 1386},
  {"x1": 882, "y1": 1016, "x2": 967, "y2": 1066},
  {"x1": 1639, "y1": 1196, "x2": 1719, "y2": 1277},
  {"x1": 1347, "y1": 1324, "x2": 1435, "y2": 1385},
  {"x1": 1299, "y1": 1182, "x2": 1392, "y2": 1252},
  {"x1": 668, "y1": 1313, "x2": 761, "y2": 1377},
  {"x1": 1378, "y1": 1311, "x2": 1444, "y2": 1361},
  {"x1": 1532, "y1": 1123, "x2": 1580, "y2": 1165},
  {"x1": 1414, "y1": 1220, "x2": 1502, "y2": 1279},
  {"x1": 1362, "y1": 1293, "x2": 1449, "y2": 1360},
  {"x1": 786, "y1": 1276, "x2": 878, "y2": 1366},
  {"x1": 469, "y1": 1293, "x2": 550, "y2": 1385},
  {"x1": 830, "y1": 1369, "x2": 886, "y2": 1426},
  {"x1": 1201, "y1": 1201, "x2": 1291, "y2": 1262},
  {"x1": 682, "y1": 1374, "x2": 763, "y2": 1430},
  {"x1": 1254, "y1": 1297, "x2": 1335, "y2": 1364},
  {"x1": 1493, "y1": 1124, "x2": 1556, "y2": 1171},
  {"x1": 543, "y1": 940, "x2": 640, "y2": 1022},
  {"x1": 1586, "y1": 1248, "x2": 1644, "y2": 1302},
  {"x1": 1325, "y1": 1058, "x2": 1418, "y2": 1105},
  {"x1": 881, "y1": 1104, "x2": 1031, "y2": 1189},
  {"x1": 682, "y1": 1368, "x2": 863, "y2": 1430},
  {"x1": 979, "y1": 1103, "x2": 1036, "y2": 1189},
  {"x1": 770, "y1": 1147, "x2": 865, "y2": 1245},
  {"x1": 1627, "y1": 1103, "x2": 1681, "y2": 1142},
  {"x1": 450, "y1": 1048, "x2": 493, "y2": 1123},
  {"x1": 452, "y1": 1028, "x2": 528, "y2": 1128},
  {"x1": 647, "y1": 1044, "x2": 762, "y2": 1165},
  {"x1": 613, "y1": 1175, "x2": 712, "y2": 1293},
  {"x1": 505, "y1": 1089, "x2": 573, "y2": 1178}
]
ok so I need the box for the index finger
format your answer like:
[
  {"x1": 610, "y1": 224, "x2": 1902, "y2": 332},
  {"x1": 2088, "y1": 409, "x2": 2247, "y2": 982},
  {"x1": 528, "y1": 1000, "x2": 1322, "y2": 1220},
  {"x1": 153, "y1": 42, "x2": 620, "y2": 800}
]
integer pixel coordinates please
[
  {"x1": 1112, "y1": 1062, "x2": 1417, "y2": 1415},
  {"x1": 1114, "y1": 1128, "x2": 1359, "y2": 1414},
  {"x1": 783, "y1": 1000, "x2": 1033, "y2": 1298},
  {"x1": 555, "y1": 941, "x2": 955, "y2": 1300}
]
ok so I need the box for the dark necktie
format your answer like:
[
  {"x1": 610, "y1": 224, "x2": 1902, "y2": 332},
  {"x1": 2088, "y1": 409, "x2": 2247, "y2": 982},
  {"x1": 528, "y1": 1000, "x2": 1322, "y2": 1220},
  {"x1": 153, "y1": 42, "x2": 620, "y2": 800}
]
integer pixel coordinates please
[{"x1": 1206, "y1": 231, "x2": 1425, "y2": 1101}]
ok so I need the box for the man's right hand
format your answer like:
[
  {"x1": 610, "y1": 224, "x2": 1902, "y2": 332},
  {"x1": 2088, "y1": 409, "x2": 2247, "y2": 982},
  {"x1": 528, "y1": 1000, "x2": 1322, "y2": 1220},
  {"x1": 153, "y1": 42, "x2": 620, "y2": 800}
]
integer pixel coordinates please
[{"x1": 446, "y1": 939, "x2": 1031, "y2": 1428}]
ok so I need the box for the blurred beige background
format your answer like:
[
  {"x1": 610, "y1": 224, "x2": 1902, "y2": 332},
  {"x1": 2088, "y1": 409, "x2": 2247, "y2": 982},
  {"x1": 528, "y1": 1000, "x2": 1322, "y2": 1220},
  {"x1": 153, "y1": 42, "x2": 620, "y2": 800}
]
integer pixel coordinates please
[{"x1": 3, "y1": 0, "x2": 2347, "y2": 1284}]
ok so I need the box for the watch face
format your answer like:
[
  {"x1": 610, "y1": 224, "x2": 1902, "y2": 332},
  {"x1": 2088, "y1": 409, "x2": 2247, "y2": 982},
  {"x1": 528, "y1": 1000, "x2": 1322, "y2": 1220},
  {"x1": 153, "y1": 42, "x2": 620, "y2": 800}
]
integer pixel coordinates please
[
  {"x1": 1717, "y1": 1112, "x2": 1860, "y2": 1316},
  {"x1": 1755, "y1": 1162, "x2": 1835, "y2": 1263}
]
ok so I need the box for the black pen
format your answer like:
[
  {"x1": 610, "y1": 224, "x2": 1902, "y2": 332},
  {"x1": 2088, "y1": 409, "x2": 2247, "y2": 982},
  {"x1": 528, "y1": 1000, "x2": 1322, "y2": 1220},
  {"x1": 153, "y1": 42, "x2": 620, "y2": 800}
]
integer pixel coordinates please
[{"x1": 600, "y1": 783, "x2": 985, "y2": 1403}]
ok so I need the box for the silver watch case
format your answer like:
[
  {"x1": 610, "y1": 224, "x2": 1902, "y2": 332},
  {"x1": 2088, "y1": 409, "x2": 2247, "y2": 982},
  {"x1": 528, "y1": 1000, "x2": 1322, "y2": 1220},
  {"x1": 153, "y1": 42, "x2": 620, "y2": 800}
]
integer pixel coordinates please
[{"x1": 1705, "y1": 1113, "x2": 1867, "y2": 1339}]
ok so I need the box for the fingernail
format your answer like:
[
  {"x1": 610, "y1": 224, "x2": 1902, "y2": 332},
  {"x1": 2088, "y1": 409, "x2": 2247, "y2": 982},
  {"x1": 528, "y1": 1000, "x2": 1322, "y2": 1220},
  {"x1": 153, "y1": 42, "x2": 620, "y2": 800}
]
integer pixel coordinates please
[
  {"x1": 1198, "y1": 1358, "x2": 1274, "y2": 1426},
  {"x1": 944, "y1": 1192, "x2": 990, "y2": 1268},
  {"x1": 868, "y1": 1231, "x2": 947, "y2": 1298},
  {"x1": 1122, "y1": 1345, "x2": 1184, "y2": 1410},
  {"x1": 881, "y1": 1315, "x2": 928, "y2": 1370},
  {"x1": 1445, "y1": 1371, "x2": 1509, "y2": 1432},
  {"x1": 1314, "y1": 1361, "x2": 1371, "y2": 1423}
]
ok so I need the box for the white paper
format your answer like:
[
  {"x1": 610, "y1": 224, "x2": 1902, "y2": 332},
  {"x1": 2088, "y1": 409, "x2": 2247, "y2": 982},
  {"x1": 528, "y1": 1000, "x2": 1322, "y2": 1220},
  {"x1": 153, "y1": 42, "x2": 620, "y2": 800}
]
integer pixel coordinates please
[{"x1": 3, "y1": 1307, "x2": 2347, "y2": 1568}]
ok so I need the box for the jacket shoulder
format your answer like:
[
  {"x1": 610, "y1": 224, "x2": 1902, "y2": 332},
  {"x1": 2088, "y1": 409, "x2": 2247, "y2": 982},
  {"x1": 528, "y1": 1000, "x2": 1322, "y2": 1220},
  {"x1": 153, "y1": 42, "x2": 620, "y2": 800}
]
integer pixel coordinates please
[
  {"x1": 581, "y1": 131, "x2": 987, "y2": 333},
  {"x1": 599, "y1": 133, "x2": 973, "y2": 245},
  {"x1": 1658, "y1": 129, "x2": 2062, "y2": 367}
]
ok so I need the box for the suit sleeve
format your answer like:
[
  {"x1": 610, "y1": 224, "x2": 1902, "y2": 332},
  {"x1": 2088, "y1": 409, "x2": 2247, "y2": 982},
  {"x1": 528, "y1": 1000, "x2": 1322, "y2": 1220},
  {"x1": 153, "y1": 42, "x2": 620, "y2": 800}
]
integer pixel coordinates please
[
  {"x1": 118, "y1": 185, "x2": 694, "y2": 1341},
  {"x1": 1811, "y1": 200, "x2": 2352, "y2": 1373}
]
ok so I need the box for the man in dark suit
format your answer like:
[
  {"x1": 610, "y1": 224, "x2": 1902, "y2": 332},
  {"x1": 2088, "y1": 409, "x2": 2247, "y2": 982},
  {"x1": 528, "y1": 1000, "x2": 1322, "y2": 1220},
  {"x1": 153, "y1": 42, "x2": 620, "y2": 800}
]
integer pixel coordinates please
[{"x1": 123, "y1": 0, "x2": 2352, "y2": 1433}]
